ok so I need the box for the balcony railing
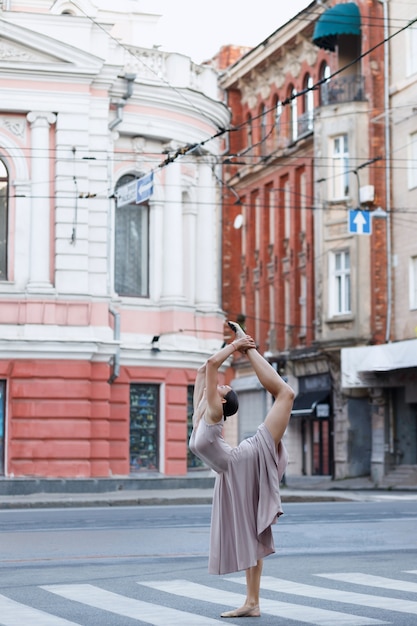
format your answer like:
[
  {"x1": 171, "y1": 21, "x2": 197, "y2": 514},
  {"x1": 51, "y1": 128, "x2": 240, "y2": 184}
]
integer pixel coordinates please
[{"x1": 320, "y1": 75, "x2": 365, "y2": 106}]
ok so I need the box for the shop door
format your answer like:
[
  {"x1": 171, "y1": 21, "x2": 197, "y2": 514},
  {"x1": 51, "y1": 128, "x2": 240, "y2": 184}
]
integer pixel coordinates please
[
  {"x1": 0, "y1": 381, "x2": 4, "y2": 475},
  {"x1": 302, "y1": 418, "x2": 332, "y2": 475},
  {"x1": 130, "y1": 384, "x2": 159, "y2": 472},
  {"x1": 312, "y1": 418, "x2": 331, "y2": 475}
]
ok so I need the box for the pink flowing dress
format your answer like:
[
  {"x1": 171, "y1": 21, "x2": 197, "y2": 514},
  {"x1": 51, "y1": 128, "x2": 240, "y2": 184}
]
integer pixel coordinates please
[{"x1": 189, "y1": 417, "x2": 288, "y2": 575}]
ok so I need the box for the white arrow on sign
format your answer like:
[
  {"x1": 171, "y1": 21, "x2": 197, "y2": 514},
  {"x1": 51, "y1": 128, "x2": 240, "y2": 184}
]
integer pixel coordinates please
[{"x1": 353, "y1": 210, "x2": 367, "y2": 234}]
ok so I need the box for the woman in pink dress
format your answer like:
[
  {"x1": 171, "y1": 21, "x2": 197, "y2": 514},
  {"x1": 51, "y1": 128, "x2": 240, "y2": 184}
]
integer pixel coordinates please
[{"x1": 189, "y1": 322, "x2": 294, "y2": 618}]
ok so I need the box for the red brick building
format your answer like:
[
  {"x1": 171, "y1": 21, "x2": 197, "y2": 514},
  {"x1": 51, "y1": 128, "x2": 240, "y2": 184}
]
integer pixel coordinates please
[{"x1": 220, "y1": 1, "x2": 390, "y2": 479}]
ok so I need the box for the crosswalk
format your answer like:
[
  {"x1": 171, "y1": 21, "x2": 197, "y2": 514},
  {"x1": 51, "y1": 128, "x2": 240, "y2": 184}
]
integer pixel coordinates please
[{"x1": 1, "y1": 570, "x2": 417, "y2": 625}]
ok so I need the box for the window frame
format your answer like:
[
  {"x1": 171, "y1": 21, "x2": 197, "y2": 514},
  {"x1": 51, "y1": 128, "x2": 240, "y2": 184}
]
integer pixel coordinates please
[
  {"x1": 114, "y1": 173, "x2": 150, "y2": 298},
  {"x1": 302, "y1": 74, "x2": 314, "y2": 134},
  {"x1": 329, "y1": 249, "x2": 351, "y2": 316},
  {"x1": 290, "y1": 86, "x2": 298, "y2": 142},
  {"x1": 330, "y1": 134, "x2": 350, "y2": 200}
]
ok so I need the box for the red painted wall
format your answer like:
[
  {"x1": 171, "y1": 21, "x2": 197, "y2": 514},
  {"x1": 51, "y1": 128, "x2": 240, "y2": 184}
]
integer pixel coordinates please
[{"x1": 2, "y1": 359, "x2": 196, "y2": 478}]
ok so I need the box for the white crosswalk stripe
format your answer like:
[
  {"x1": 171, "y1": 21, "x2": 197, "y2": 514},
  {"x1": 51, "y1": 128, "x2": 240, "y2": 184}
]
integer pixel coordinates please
[
  {"x1": 0, "y1": 571, "x2": 417, "y2": 625},
  {"x1": 141, "y1": 579, "x2": 385, "y2": 626},
  {"x1": 42, "y1": 583, "x2": 224, "y2": 625},
  {"x1": 317, "y1": 572, "x2": 417, "y2": 593},
  {"x1": 229, "y1": 575, "x2": 417, "y2": 617},
  {"x1": 0, "y1": 594, "x2": 81, "y2": 626}
]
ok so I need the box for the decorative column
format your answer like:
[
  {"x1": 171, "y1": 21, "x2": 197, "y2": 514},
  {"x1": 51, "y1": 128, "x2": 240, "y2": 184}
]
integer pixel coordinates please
[
  {"x1": 195, "y1": 161, "x2": 217, "y2": 309},
  {"x1": 26, "y1": 111, "x2": 56, "y2": 292},
  {"x1": 161, "y1": 160, "x2": 184, "y2": 303}
]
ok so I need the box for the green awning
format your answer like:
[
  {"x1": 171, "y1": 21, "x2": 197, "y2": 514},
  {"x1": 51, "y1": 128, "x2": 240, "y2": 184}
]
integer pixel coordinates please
[{"x1": 313, "y1": 3, "x2": 361, "y2": 51}]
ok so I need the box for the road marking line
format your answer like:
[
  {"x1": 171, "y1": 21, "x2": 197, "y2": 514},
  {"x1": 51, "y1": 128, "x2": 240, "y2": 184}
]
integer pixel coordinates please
[
  {"x1": 317, "y1": 572, "x2": 417, "y2": 592},
  {"x1": 0, "y1": 594, "x2": 80, "y2": 626},
  {"x1": 141, "y1": 579, "x2": 385, "y2": 626},
  {"x1": 42, "y1": 583, "x2": 223, "y2": 625},
  {"x1": 233, "y1": 575, "x2": 417, "y2": 616}
]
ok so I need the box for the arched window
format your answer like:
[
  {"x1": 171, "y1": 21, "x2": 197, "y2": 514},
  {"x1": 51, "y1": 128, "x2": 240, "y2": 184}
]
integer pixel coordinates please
[
  {"x1": 0, "y1": 159, "x2": 9, "y2": 280},
  {"x1": 246, "y1": 112, "x2": 253, "y2": 149},
  {"x1": 114, "y1": 173, "x2": 149, "y2": 297},
  {"x1": 302, "y1": 74, "x2": 314, "y2": 133},
  {"x1": 275, "y1": 97, "x2": 282, "y2": 142},
  {"x1": 289, "y1": 86, "x2": 298, "y2": 142},
  {"x1": 260, "y1": 103, "x2": 267, "y2": 155},
  {"x1": 319, "y1": 62, "x2": 331, "y2": 105}
]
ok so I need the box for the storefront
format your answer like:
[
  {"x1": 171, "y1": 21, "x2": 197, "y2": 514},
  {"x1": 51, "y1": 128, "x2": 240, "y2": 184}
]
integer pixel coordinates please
[
  {"x1": 290, "y1": 373, "x2": 333, "y2": 476},
  {"x1": 342, "y1": 339, "x2": 417, "y2": 482}
]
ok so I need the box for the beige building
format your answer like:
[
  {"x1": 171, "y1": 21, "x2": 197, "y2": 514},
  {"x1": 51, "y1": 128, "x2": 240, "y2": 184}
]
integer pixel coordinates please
[{"x1": 341, "y1": 1, "x2": 417, "y2": 483}]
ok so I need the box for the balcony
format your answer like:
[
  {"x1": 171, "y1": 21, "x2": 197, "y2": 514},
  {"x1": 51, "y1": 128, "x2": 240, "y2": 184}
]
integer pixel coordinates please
[{"x1": 320, "y1": 75, "x2": 365, "y2": 106}]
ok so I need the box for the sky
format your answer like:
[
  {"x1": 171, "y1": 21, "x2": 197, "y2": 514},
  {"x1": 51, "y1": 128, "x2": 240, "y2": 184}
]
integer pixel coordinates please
[{"x1": 154, "y1": 0, "x2": 310, "y2": 64}]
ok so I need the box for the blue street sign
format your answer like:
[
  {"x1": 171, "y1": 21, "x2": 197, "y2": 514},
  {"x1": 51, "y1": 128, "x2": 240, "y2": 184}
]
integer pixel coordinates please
[
  {"x1": 136, "y1": 172, "x2": 154, "y2": 204},
  {"x1": 117, "y1": 172, "x2": 154, "y2": 207},
  {"x1": 348, "y1": 209, "x2": 372, "y2": 235}
]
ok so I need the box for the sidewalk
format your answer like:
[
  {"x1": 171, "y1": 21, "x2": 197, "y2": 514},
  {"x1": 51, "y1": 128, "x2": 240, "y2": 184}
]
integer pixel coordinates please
[{"x1": 1, "y1": 474, "x2": 416, "y2": 509}]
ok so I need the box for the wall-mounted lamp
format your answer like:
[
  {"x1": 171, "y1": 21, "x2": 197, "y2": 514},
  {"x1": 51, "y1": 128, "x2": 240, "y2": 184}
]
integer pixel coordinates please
[{"x1": 151, "y1": 335, "x2": 160, "y2": 353}]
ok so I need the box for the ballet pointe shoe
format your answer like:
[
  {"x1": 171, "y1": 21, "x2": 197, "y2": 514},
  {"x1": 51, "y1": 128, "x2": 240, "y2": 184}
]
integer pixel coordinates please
[
  {"x1": 227, "y1": 321, "x2": 245, "y2": 339},
  {"x1": 220, "y1": 604, "x2": 260, "y2": 618}
]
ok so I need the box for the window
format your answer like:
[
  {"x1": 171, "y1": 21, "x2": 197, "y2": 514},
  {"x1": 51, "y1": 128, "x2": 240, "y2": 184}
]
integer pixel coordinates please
[
  {"x1": 410, "y1": 255, "x2": 417, "y2": 310},
  {"x1": 260, "y1": 103, "x2": 267, "y2": 155},
  {"x1": 115, "y1": 174, "x2": 149, "y2": 297},
  {"x1": 290, "y1": 87, "x2": 298, "y2": 142},
  {"x1": 0, "y1": 159, "x2": 8, "y2": 281},
  {"x1": 274, "y1": 98, "x2": 283, "y2": 148},
  {"x1": 319, "y1": 62, "x2": 331, "y2": 105},
  {"x1": 330, "y1": 134, "x2": 350, "y2": 199},
  {"x1": 130, "y1": 384, "x2": 159, "y2": 472},
  {"x1": 246, "y1": 113, "x2": 253, "y2": 149},
  {"x1": 408, "y1": 132, "x2": 417, "y2": 189},
  {"x1": 329, "y1": 250, "x2": 351, "y2": 316},
  {"x1": 302, "y1": 74, "x2": 314, "y2": 134}
]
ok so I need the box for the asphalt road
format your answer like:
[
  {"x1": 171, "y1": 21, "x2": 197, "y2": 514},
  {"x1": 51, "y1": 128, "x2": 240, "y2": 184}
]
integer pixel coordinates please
[{"x1": 0, "y1": 500, "x2": 417, "y2": 625}]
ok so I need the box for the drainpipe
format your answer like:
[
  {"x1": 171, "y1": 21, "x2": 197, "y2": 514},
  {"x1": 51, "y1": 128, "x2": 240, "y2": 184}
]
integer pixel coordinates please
[
  {"x1": 108, "y1": 306, "x2": 120, "y2": 384},
  {"x1": 108, "y1": 73, "x2": 136, "y2": 131},
  {"x1": 379, "y1": 0, "x2": 392, "y2": 342}
]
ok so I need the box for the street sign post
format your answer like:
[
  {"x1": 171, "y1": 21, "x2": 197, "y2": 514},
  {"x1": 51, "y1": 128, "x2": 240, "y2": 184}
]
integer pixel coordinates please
[{"x1": 348, "y1": 209, "x2": 372, "y2": 235}]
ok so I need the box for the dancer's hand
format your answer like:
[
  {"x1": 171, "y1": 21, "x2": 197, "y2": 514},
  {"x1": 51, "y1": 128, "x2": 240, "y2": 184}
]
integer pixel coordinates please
[{"x1": 232, "y1": 335, "x2": 256, "y2": 353}]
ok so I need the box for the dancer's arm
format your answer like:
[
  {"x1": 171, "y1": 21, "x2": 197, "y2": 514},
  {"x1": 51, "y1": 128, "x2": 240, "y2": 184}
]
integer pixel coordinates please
[
  {"x1": 246, "y1": 347, "x2": 295, "y2": 445},
  {"x1": 205, "y1": 336, "x2": 255, "y2": 423}
]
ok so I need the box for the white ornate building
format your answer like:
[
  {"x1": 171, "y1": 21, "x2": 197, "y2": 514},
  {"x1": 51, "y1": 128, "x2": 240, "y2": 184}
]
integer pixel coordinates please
[{"x1": 0, "y1": 0, "x2": 229, "y2": 477}]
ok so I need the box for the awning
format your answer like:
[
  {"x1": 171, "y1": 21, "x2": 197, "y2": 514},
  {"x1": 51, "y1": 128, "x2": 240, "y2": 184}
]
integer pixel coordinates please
[
  {"x1": 313, "y1": 3, "x2": 361, "y2": 51},
  {"x1": 291, "y1": 391, "x2": 330, "y2": 417},
  {"x1": 341, "y1": 338, "x2": 417, "y2": 388}
]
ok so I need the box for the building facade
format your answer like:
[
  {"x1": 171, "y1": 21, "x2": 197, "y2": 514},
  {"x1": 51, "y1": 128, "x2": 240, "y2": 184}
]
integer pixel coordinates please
[
  {"x1": 341, "y1": 0, "x2": 417, "y2": 483},
  {"x1": 220, "y1": 1, "x2": 333, "y2": 477},
  {"x1": 220, "y1": 0, "x2": 417, "y2": 482},
  {"x1": 0, "y1": 0, "x2": 229, "y2": 478}
]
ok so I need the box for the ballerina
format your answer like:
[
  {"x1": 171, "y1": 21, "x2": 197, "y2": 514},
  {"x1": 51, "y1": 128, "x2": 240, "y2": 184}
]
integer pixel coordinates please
[{"x1": 189, "y1": 322, "x2": 294, "y2": 618}]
